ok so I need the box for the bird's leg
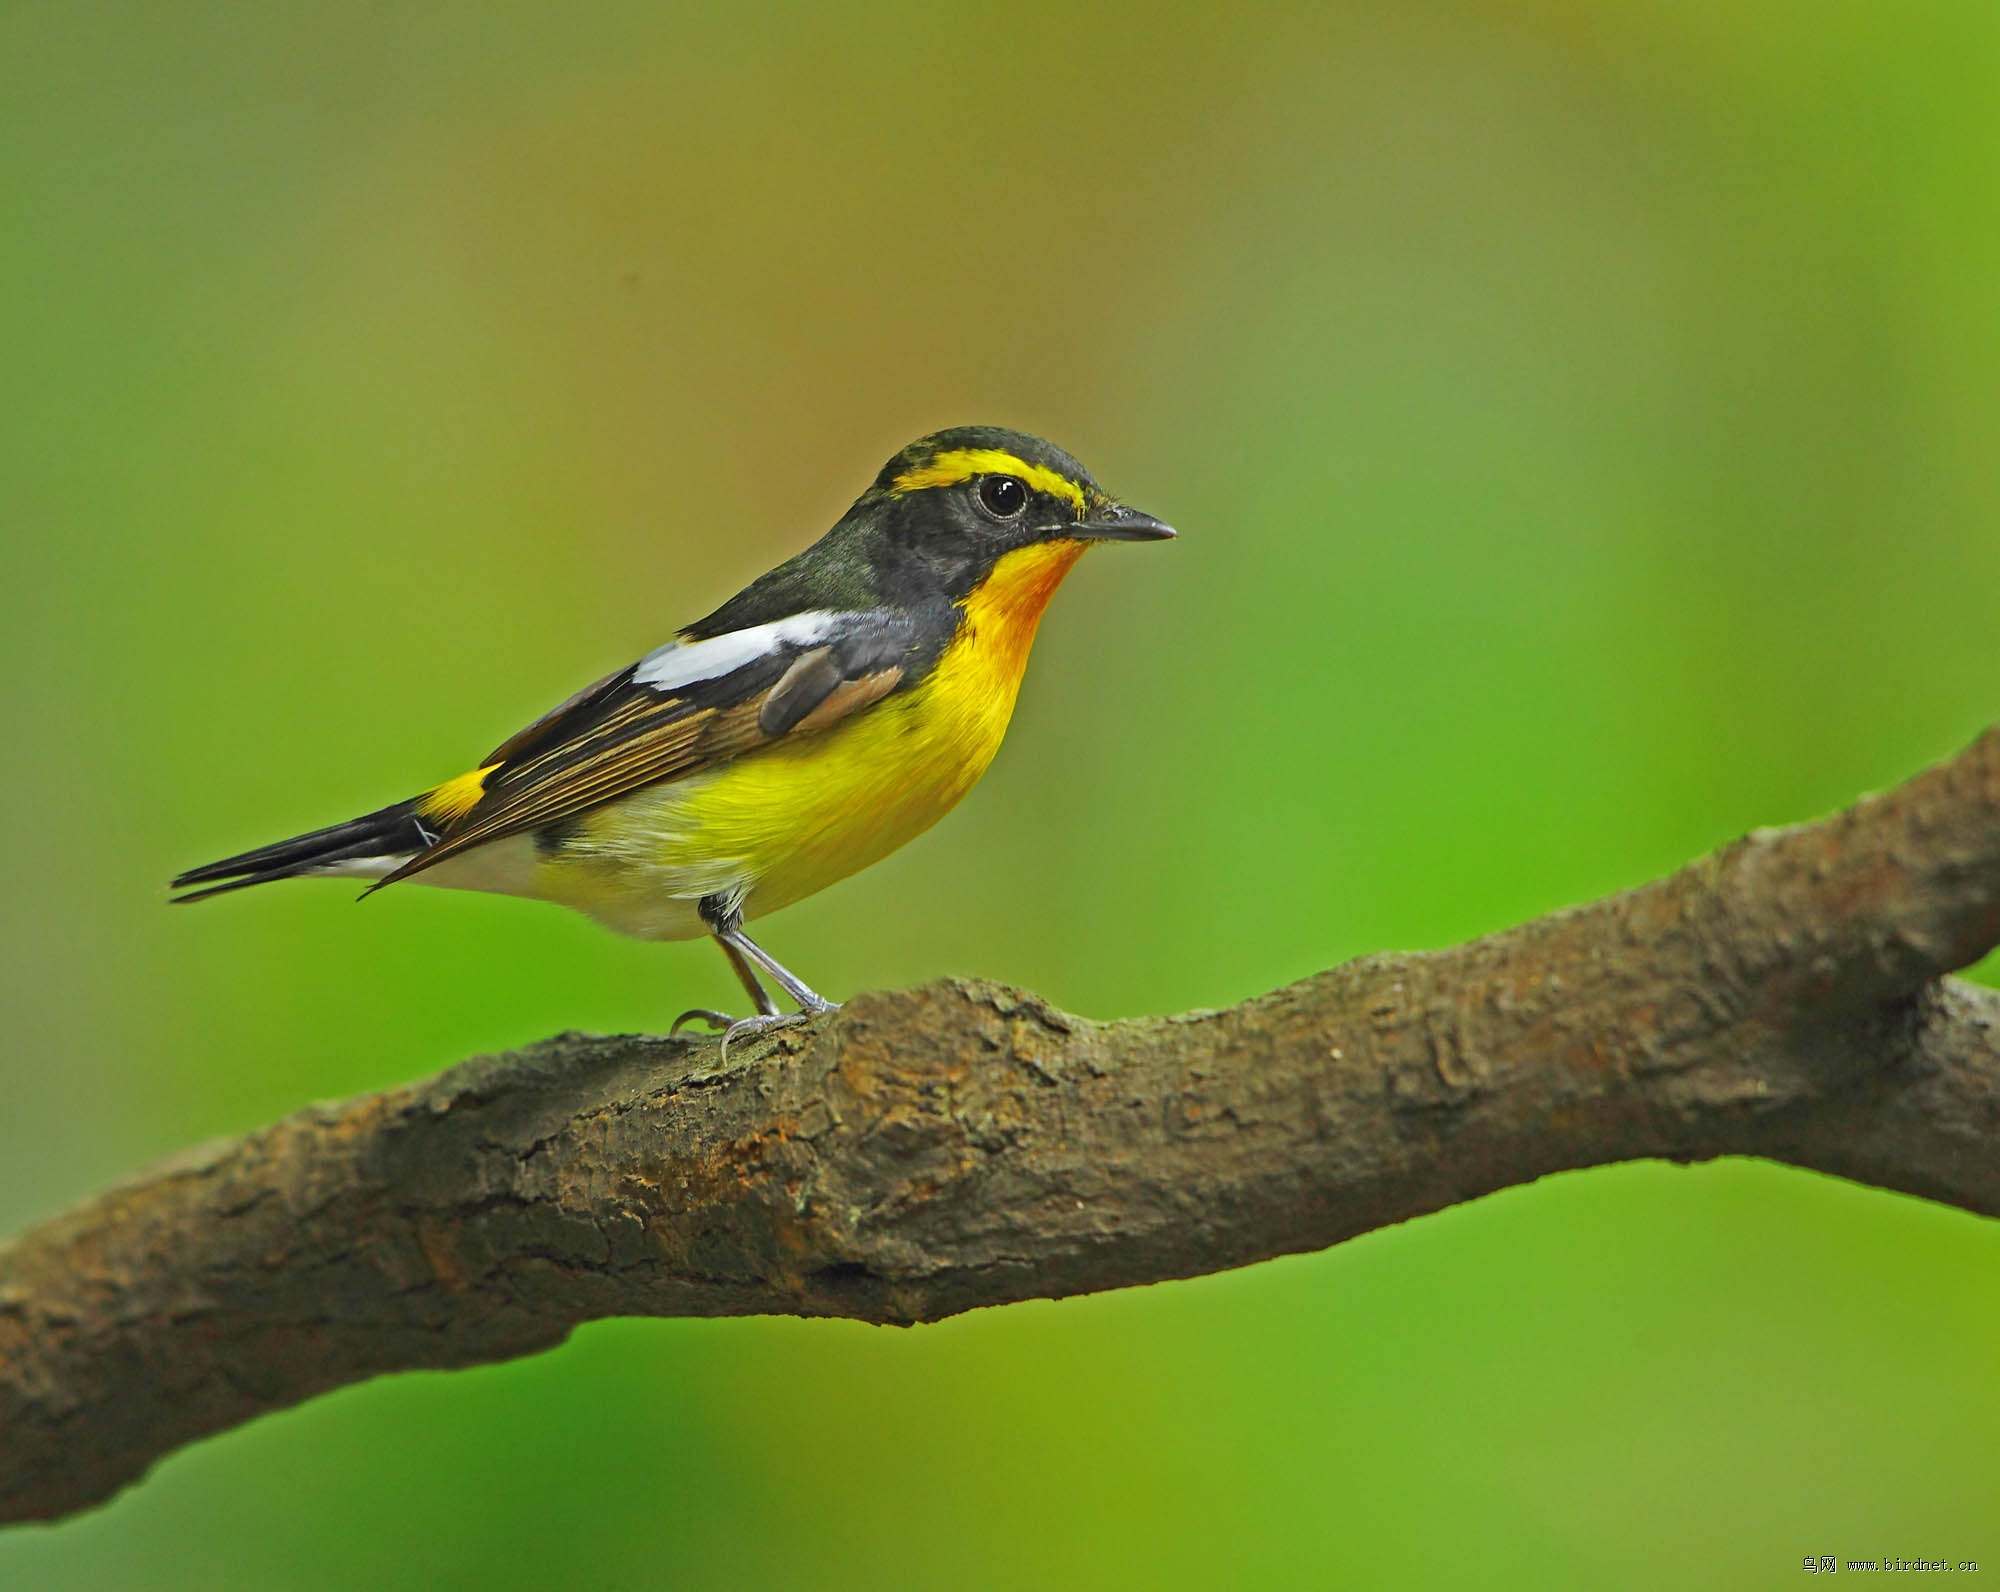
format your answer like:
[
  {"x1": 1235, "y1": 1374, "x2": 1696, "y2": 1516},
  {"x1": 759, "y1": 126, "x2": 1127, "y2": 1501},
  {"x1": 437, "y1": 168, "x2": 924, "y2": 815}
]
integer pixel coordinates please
[
  {"x1": 671, "y1": 892, "x2": 837, "y2": 1056},
  {"x1": 718, "y1": 935, "x2": 781, "y2": 1016},
  {"x1": 670, "y1": 939, "x2": 775, "y2": 1036},
  {"x1": 717, "y1": 925, "x2": 839, "y2": 1014}
]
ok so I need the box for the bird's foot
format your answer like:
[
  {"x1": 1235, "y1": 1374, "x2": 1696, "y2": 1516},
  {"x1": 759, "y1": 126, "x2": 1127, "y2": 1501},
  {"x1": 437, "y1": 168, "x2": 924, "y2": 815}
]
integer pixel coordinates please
[
  {"x1": 671, "y1": 1004, "x2": 840, "y2": 1061},
  {"x1": 669, "y1": 1008, "x2": 736, "y2": 1037},
  {"x1": 717, "y1": 1010, "x2": 826, "y2": 1061},
  {"x1": 720, "y1": 1012, "x2": 812, "y2": 1064}
]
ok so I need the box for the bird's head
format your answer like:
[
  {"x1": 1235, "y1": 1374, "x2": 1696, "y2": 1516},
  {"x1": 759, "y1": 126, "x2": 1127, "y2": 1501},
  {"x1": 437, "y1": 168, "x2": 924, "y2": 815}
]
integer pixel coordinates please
[{"x1": 852, "y1": 426, "x2": 1174, "y2": 605}]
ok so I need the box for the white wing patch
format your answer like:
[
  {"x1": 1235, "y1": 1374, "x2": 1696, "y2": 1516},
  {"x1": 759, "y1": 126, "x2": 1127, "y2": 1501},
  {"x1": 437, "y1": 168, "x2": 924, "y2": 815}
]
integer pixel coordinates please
[
  {"x1": 311, "y1": 852, "x2": 416, "y2": 880},
  {"x1": 631, "y1": 612, "x2": 841, "y2": 693}
]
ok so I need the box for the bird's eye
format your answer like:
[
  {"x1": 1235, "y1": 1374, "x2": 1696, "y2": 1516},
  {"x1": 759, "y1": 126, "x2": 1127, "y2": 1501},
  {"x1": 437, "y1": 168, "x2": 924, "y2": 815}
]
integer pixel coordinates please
[{"x1": 977, "y1": 475, "x2": 1028, "y2": 518}]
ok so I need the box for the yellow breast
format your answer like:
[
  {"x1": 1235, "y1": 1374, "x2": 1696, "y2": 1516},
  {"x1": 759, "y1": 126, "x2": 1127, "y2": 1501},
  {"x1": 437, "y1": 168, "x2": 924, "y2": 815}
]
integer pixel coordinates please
[{"x1": 540, "y1": 539, "x2": 1090, "y2": 938}]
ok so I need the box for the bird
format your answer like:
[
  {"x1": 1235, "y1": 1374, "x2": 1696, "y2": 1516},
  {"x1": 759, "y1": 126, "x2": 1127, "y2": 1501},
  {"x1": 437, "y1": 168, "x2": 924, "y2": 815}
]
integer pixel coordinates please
[{"x1": 172, "y1": 426, "x2": 1175, "y2": 1049}]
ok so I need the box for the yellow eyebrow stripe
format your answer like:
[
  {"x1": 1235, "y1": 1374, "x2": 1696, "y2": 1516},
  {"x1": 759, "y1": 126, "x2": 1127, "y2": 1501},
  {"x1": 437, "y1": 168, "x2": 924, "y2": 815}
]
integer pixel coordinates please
[
  {"x1": 890, "y1": 448, "x2": 1087, "y2": 515},
  {"x1": 418, "y1": 764, "x2": 499, "y2": 822}
]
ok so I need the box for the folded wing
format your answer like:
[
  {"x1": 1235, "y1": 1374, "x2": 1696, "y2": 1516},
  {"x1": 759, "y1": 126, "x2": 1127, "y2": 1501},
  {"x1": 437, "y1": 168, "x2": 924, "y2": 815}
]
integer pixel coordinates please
[{"x1": 374, "y1": 609, "x2": 918, "y2": 888}]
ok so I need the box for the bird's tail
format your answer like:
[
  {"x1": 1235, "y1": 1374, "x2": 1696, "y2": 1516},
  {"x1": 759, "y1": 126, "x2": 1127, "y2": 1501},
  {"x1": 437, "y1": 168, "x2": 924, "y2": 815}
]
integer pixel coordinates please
[{"x1": 170, "y1": 798, "x2": 436, "y2": 903}]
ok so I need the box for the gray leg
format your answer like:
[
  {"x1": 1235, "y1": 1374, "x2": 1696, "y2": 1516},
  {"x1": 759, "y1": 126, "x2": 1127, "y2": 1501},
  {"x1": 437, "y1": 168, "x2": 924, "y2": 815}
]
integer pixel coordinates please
[
  {"x1": 717, "y1": 936, "x2": 781, "y2": 1016},
  {"x1": 672, "y1": 892, "x2": 839, "y2": 1056},
  {"x1": 716, "y1": 924, "x2": 837, "y2": 1013}
]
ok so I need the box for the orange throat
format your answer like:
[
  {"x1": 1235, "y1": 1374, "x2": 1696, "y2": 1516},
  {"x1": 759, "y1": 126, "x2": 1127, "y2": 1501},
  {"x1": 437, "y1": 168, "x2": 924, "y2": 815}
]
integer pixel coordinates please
[{"x1": 959, "y1": 538, "x2": 1090, "y2": 681}]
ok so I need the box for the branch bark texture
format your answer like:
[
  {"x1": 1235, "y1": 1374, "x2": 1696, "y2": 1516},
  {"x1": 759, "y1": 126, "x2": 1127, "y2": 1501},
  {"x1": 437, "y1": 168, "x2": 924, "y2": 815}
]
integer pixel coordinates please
[{"x1": 5, "y1": 730, "x2": 2000, "y2": 1523}]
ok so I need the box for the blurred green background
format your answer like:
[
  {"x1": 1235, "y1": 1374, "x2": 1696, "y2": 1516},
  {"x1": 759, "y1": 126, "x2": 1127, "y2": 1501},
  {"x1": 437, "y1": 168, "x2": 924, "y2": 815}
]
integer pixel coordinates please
[{"x1": 4, "y1": 1, "x2": 1998, "y2": 1585}]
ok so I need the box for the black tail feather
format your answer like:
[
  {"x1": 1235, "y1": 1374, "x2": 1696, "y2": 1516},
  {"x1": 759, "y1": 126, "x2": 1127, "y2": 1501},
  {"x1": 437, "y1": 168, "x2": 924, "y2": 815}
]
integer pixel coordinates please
[{"x1": 171, "y1": 798, "x2": 430, "y2": 902}]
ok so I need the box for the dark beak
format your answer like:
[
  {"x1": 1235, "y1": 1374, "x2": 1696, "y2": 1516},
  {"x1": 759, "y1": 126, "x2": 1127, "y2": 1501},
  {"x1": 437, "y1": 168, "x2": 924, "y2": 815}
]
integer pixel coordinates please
[{"x1": 1069, "y1": 504, "x2": 1177, "y2": 542}]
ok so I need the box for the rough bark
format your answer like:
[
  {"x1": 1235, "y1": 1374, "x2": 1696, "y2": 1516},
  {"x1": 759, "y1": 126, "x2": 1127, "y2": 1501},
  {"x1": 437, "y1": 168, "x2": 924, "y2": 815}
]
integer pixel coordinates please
[{"x1": 4, "y1": 728, "x2": 1999, "y2": 1525}]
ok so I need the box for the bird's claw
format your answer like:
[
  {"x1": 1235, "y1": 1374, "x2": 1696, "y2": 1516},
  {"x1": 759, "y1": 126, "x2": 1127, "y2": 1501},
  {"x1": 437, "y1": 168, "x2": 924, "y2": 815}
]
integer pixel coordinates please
[
  {"x1": 672, "y1": 1003, "x2": 840, "y2": 1059},
  {"x1": 672, "y1": 1012, "x2": 836, "y2": 1064},
  {"x1": 670, "y1": 1007, "x2": 736, "y2": 1037},
  {"x1": 718, "y1": 1011, "x2": 814, "y2": 1061}
]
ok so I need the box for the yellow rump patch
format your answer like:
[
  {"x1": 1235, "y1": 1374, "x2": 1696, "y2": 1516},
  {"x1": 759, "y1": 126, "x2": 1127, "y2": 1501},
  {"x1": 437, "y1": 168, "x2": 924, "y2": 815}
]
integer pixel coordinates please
[
  {"x1": 419, "y1": 764, "x2": 499, "y2": 823},
  {"x1": 891, "y1": 448, "x2": 1088, "y2": 516}
]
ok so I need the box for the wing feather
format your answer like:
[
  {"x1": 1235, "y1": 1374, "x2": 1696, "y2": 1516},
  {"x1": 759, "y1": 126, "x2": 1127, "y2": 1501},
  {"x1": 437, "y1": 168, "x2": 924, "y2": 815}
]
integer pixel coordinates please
[{"x1": 374, "y1": 610, "x2": 919, "y2": 888}]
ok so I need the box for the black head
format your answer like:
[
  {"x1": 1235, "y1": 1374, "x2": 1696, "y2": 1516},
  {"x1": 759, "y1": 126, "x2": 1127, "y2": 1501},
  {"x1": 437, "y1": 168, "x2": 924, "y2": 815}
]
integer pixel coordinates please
[
  {"x1": 688, "y1": 427, "x2": 1172, "y2": 634},
  {"x1": 850, "y1": 426, "x2": 1173, "y2": 601}
]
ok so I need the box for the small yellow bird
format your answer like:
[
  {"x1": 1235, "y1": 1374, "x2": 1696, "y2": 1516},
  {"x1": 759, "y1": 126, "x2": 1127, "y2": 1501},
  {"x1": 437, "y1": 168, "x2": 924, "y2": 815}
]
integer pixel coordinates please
[{"x1": 174, "y1": 427, "x2": 1174, "y2": 1045}]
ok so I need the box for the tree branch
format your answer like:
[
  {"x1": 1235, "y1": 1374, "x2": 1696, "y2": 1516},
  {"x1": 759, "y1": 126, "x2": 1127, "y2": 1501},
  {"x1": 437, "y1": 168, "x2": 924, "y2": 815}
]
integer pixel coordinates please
[{"x1": 5, "y1": 728, "x2": 2000, "y2": 1524}]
